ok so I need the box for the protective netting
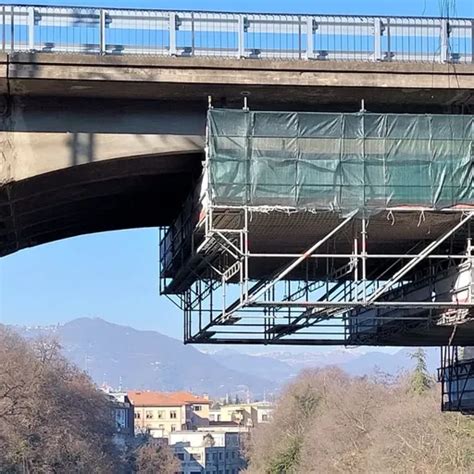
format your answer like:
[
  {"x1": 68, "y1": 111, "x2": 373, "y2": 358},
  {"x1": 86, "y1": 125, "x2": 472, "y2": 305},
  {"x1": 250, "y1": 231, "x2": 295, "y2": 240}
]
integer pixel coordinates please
[{"x1": 208, "y1": 109, "x2": 473, "y2": 213}]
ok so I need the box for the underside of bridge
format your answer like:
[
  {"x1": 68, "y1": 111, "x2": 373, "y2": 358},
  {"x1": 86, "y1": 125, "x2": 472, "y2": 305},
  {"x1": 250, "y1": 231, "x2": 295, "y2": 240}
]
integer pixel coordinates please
[
  {"x1": 0, "y1": 53, "x2": 470, "y2": 258},
  {"x1": 0, "y1": 153, "x2": 202, "y2": 256},
  {"x1": 0, "y1": 53, "x2": 474, "y2": 257}
]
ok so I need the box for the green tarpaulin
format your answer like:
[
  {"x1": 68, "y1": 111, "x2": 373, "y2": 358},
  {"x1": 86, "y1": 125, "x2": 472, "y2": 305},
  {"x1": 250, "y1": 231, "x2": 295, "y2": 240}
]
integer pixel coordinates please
[{"x1": 208, "y1": 109, "x2": 473, "y2": 213}]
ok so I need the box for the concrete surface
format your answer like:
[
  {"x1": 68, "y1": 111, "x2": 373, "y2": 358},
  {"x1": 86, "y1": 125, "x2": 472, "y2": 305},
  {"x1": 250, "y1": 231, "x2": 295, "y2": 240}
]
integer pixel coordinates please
[{"x1": 1, "y1": 52, "x2": 473, "y2": 256}]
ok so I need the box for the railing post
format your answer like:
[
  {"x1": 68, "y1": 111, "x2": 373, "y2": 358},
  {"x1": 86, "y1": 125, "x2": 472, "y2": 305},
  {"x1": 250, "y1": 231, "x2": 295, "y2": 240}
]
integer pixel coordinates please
[
  {"x1": 238, "y1": 15, "x2": 245, "y2": 58},
  {"x1": 297, "y1": 15, "x2": 302, "y2": 59},
  {"x1": 191, "y1": 12, "x2": 195, "y2": 56},
  {"x1": 386, "y1": 18, "x2": 391, "y2": 61},
  {"x1": 169, "y1": 12, "x2": 177, "y2": 55},
  {"x1": 373, "y1": 18, "x2": 382, "y2": 61},
  {"x1": 306, "y1": 17, "x2": 314, "y2": 59},
  {"x1": 10, "y1": 5, "x2": 14, "y2": 51},
  {"x1": 471, "y1": 20, "x2": 474, "y2": 64},
  {"x1": 99, "y1": 9, "x2": 106, "y2": 54},
  {"x1": 440, "y1": 19, "x2": 449, "y2": 63},
  {"x1": 2, "y1": 6, "x2": 5, "y2": 52},
  {"x1": 27, "y1": 7, "x2": 35, "y2": 51}
]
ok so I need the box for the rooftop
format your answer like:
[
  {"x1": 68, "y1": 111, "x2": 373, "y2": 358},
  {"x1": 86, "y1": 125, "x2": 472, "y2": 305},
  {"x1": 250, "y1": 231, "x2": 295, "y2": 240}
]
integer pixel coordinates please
[{"x1": 128, "y1": 390, "x2": 210, "y2": 407}]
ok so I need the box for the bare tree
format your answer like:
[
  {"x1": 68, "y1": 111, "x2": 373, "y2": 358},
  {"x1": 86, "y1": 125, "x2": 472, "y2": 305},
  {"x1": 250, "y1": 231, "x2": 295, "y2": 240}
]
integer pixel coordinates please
[
  {"x1": 135, "y1": 440, "x2": 180, "y2": 474},
  {"x1": 246, "y1": 366, "x2": 474, "y2": 474},
  {"x1": 0, "y1": 325, "x2": 121, "y2": 473}
]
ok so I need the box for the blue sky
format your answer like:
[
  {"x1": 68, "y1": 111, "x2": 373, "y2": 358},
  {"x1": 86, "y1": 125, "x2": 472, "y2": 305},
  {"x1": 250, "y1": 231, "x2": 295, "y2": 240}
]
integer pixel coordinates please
[
  {"x1": 0, "y1": 229, "x2": 183, "y2": 335},
  {"x1": 1, "y1": 0, "x2": 473, "y2": 345},
  {"x1": 2, "y1": 0, "x2": 473, "y2": 17}
]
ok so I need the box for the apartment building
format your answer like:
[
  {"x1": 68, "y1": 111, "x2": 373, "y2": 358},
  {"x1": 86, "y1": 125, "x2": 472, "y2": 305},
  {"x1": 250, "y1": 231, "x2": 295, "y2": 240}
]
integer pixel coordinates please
[
  {"x1": 254, "y1": 402, "x2": 273, "y2": 424},
  {"x1": 169, "y1": 430, "x2": 245, "y2": 474},
  {"x1": 209, "y1": 402, "x2": 273, "y2": 428},
  {"x1": 101, "y1": 390, "x2": 135, "y2": 447},
  {"x1": 128, "y1": 391, "x2": 210, "y2": 438}
]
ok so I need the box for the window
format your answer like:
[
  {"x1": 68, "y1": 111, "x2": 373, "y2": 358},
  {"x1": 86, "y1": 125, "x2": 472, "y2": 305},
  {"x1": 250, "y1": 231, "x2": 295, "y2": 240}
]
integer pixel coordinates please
[
  {"x1": 134, "y1": 412, "x2": 141, "y2": 419},
  {"x1": 157, "y1": 410, "x2": 165, "y2": 419},
  {"x1": 145, "y1": 410, "x2": 153, "y2": 419},
  {"x1": 262, "y1": 414, "x2": 269, "y2": 422},
  {"x1": 170, "y1": 410, "x2": 177, "y2": 419},
  {"x1": 171, "y1": 424, "x2": 176, "y2": 432},
  {"x1": 194, "y1": 405, "x2": 202, "y2": 411},
  {"x1": 190, "y1": 453, "x2": 202, "y2": 461},
  {"x1": 177, "y1": 453, "x2": 185, "y2": 461}
]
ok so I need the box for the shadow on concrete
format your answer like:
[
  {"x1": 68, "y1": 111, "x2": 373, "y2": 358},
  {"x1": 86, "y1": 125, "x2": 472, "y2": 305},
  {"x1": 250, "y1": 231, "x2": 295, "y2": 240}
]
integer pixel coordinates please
[
  {"x1": 2, "y1": 96, "x2": 207, "y2": 135},
  {"x1": 70, "y1": 132, "x2": 95, "y2": 165}
]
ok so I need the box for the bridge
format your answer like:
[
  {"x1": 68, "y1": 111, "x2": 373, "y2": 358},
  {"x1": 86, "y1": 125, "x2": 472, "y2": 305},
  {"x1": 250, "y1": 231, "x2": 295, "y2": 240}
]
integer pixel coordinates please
[
  {"x1": 1, "y1": 5, "x2": 474, "y2": 255},
  {"x1": 1, "y1": 4, "x2": 474, "y2": 411}
]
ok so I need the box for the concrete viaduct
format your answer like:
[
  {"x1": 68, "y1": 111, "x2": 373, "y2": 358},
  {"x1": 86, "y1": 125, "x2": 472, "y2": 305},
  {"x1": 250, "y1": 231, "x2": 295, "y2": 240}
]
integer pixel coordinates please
[{"x1": 1, "y1": 52, "x2": 474, "y2": 256}]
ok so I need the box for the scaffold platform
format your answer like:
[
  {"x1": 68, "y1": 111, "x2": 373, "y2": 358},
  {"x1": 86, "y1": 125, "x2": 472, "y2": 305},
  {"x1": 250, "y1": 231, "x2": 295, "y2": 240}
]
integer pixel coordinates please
[{"x1": 160, "y1": 109, "x2": 474, "y2": 348}]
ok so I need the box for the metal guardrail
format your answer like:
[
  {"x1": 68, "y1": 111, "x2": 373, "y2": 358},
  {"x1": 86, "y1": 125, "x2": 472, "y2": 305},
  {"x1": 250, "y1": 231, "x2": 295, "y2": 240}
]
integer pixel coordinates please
[{"x1": 1, "y1": 5, "x2": 473, "y2": 63}]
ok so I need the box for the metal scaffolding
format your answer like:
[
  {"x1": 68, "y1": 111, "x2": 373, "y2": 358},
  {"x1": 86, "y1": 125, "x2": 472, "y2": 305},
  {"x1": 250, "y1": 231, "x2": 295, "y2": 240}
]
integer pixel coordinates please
[
  {"x1": 438, "y1": 346, "x2": 474, "y2": 413},
  {"x1": 159, "y1": 107, "x2": 474, "y2": 417},
  {"x1": 160, "y1": 107, "x2": 474, "y2": 347},
  {"x1": 160, "y1": 202, "x2": 474, "y2": 346}
]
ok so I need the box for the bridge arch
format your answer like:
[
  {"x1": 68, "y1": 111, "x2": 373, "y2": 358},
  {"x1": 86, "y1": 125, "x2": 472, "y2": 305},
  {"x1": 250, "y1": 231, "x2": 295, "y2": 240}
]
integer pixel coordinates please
[{"x1": 1, "y1": 151, "x2": 203, "y2": 256}]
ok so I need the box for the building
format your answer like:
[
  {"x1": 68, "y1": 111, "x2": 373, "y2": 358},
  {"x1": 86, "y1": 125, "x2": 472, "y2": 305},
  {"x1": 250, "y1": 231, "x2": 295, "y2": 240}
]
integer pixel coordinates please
[
  {"x1": 254, "y1": 402, "x2": 273, "y2": 424},
  {"x1": 209, "y1": 402, "x2": 273, "y2": 429},
  {"x1": 128, "y1": 391, "x2": 210, "y2": 438},
  {"x1": 169, "y1": 430, "x2": 246, "y2": 474},
  {"x1": 198, "y1": 422, "x2": 244, "y2": 434},
  {"x1": 103, "y1": 391, "x2": 135, "y2": 447}
]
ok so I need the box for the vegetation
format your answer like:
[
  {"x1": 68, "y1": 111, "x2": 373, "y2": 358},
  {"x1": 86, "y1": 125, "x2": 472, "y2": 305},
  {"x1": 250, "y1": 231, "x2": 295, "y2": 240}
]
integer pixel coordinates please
[
  {"x1": 409, "y1": 348, "x2": 434, "y2": 395},
  {"x1": 134, "y1": 441, "x2": 180, "y2": 474},
  {"x1": 245, "y1": 352, "x2": 474, "y2": 474},
  {"x1": 0, "y1": 326, "x2": 179, "y2": 473},
  {"x1": 3, "y1": 324, "x2": 472, "y2": 473}
]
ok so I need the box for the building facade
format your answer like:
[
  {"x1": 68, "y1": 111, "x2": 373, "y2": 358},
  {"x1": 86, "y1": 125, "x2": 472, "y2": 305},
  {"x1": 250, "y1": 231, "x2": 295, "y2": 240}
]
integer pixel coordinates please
[
  {"x1": 103, "y1": 391, "x2": 135, "y2": 447},
  {"x1": 169, "y1": 430, "x2": 245, "y2": 474},
  {"x1": 209, "y1": 402, "x2": 273, "y2": 429},
  {"x1": 128, "y1": 391, "x2": 210, "y2": 438}
]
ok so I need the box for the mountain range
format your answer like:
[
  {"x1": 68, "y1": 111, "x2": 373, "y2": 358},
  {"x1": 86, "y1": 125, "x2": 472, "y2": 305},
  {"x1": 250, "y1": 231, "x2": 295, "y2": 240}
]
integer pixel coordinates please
[{"x1": 14, "y1": 318, "x2": 439, "y2": 398}]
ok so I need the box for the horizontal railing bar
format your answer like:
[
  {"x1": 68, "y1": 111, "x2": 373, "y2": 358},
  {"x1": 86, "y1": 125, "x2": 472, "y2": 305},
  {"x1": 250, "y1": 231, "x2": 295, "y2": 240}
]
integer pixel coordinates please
[
  {"x1": 5, "y1": 4, "x2": 474, "y2": 21},
  {"x1": 250, "y1": 301, "x2": 474, "y2": 308},
  {"x1": 249, "y1": 253, "x2": 469, "y2": 259},
  {"x1": 23, "y1": 13, "x2": 474, "y2": 30}
]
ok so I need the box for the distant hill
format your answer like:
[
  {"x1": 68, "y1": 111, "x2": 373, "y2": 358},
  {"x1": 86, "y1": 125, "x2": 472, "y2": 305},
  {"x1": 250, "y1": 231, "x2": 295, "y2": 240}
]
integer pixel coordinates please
[
  {"x1": 209, "y1": 349, "x2": 298, "y2": 383},
  {"x1": 213, "y1": 347, "x2": 439, "y2": 382},
  {"x1": 13, "y1": 318, "x2": 440, "y2": 397},
  {"x1": 340, "y1": 347, "x2": 439, "y2": 376},
  {"x1": 16, "y1": 318, "x2": 275, "y2": 398}
]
